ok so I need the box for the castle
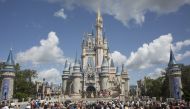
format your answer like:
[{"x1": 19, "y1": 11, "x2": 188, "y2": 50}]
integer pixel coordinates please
[{"x1": 62, "y1": 10, "x2": 130, "y2": 100}]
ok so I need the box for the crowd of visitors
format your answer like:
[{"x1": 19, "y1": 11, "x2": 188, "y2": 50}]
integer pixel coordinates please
[{"x1": 0, "y1": 97, "x2": 190, "y2": 109}]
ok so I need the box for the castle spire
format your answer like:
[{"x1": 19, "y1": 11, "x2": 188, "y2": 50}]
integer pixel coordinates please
[
  {"x1": 168, "y1": 46, "x2": 176, "y2": 66},
  {"x1": 96, "y1": 1, "x2": 103, "y2": 42},
  {"x1": 110, "y1": 59, "x2": 115, "y2": 67},
  {"x1": 116, "y1": 67, "x2": 120, "y2": 76},
  {"x1": 6, "y1": 48, "x2": 15, "y2": 66},
  {"x1": 97, "y1": 0, "x2": 102, "y2": 19},
  {"x1": 74, "y1": 51, "x2": 79, "y2": 66},
  {"x1": 64, "y1": 60, "x2": 69, "y2": 72},
  {"x1": 95, "y1": 2, "x2": 104, "y2": 68}
]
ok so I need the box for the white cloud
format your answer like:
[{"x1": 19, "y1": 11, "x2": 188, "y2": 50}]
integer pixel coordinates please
[
  {"x1": 126, "y1": 34, "x2": 172, "y2": 69},
  {"x1": 38, "y1": 68, "x2": 61, "y2": 84},
  {"x1": 176, "y1": 51, "x2": 190, "y2": 61},
  {"x1": 148, "y1": 68, "x2": 165, "y2": 79},
  {"x1": 111, "y1": 51, "x2": 127, "y2": 66},
  {"x1": 47, "y1": 0, "x2": 190, "y2": 26},
  {"x1": 54, "y1": 8, "x2": 67, "y2": 19},
  {"x1": 173, "y1": 39, "x2": 190, "y2": 51},
  {"x1": 110, "y1": 35, "x2": 190, "y2": 70},
  {"x1": 16, "y1": 31, "x2": 66, "y2": 64}
]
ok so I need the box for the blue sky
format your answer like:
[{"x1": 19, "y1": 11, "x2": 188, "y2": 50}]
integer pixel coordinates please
[{"x1": 0, "y1": 0, "x2": 190, "y2": 85}]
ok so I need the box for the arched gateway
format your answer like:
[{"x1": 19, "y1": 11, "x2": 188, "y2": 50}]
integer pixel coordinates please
[{"x1": 86, "y1": 86, "x2": 96, "y2": 98}]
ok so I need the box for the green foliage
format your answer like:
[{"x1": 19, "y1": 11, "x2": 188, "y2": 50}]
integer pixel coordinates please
[
  {"x1": 13, "y1": 92, "x2": 28, "y2": 102},
  {"x1": 13, "y1": 64, "x2": 37, "y2": 101},
  {"x1": 144, "y1": 77, "x2": 164, "y2": 98},
  {"x1": 161, "y1": 75, "x2": 170, "y2": 98},
  {"x1": 181, "y1": 65, "x2": 190, "y2": 101}
]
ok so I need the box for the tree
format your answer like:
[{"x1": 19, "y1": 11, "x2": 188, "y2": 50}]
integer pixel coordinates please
[
  {"x1": 181, "y1": 65, "x2": 190, "y2": 101},
  {"x1": 13, "y1": 64, "x2": 38, "y2": 101},
  {"x1": 144, "y1": 77, "x2": 164, "y2": 98}
]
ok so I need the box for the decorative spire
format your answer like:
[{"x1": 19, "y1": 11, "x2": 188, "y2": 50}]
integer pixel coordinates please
[
  {"x1": 1, "y1": 49, "x2": 15, "y2": 72},
  {"x1": 168, "y1": 46, "x2": 176, "y2": 66},
  {"x1": 64, "y1": 60, "x2": 69, "y2": 71},
  {"x1": 6, "y1": 48, "x2": 15, "y2": 66},
  {"x1": 97, "y1": 1, "x2": 101, "y2": 19},
  {"x1": 91, "y1": 24, "x2": 94, "y2": 36},
  {"x1": 110, "y1": 59, "x2": 115, "y2": 67},
  {"x1": 116, "y1": 67, "x2": 120, "y2": 76},
  {"x1": 74, "y1": 51, "x2": 80, "y2": 67},
  {"x1": 121, "y1": 64, "x2": 124, "y2": 73}
]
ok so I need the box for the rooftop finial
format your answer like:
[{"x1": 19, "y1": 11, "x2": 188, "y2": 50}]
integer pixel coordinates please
[
  {"x1": 97, "y1": 0, "x2": 102, "y2": 20},
  {"x1": 91, "y1": 24, "x2": 94, "y2": 36},
  {"x1": 6, "y1": 48, "x2": 15, "y2": 66},
  {"x1": 168, "y1": 45, "x2": 176, "y2": 66},
  {"x1": 121, "y1": 64, "x2": 124, "y2": 72},
  {"x1": 75, "y1": 50, "x2": 78, "y2": 64},
  {"x1": 110, "y1": 59, "x2": 115, "y2": 67},
  {"x1": 97, "y1": 0, "x2": 101, "y2": 16}
]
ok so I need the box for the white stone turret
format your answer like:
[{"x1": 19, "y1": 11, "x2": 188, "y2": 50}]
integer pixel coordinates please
[
  {"x1": 167, "y1": 47, "x2": 182, "y2": 99},
  {"x1": 1, "y1": 49, "x2": 15, "y2": 100},
  {"x1": 95, "y1": 8, "x2": 104, "y2": 69},
  {"x1": 62, "y1": 60, "x2": 70, "y2": 94},
  {"x1": 103, "y1": 35, "x2": 108, "y2": 57},
  {"x1": 100, "y1": 56, "x2": 109, "y2": 91},
  {"x1": 71, "y1": 56, "x2": 82, "y2": 98},
  {"x1": 121, "y1": 64, "x2": 129, "y2": 101}
]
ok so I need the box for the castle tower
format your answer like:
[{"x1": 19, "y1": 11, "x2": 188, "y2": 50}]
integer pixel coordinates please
[
  {"x1": 1, "y1": 49, "x2": 15, "y2": 100},
  {"x1": 100, "y1": 56, "x2": 109, "y2": 91},
  {"x1": 62, "y1": 60, "x2": 70, "y2": 95},
  {"x1": 121, "y1": 64, "x2": 130, "y2": 101},
  {"x1": 103, "y1": 33, "x2": 108, "y2": 58},
  {"x1": 71, "y1": 55, "x2": 82, "y2": 98},
  {"x1": 167, "y1": 47, "x2": 182, "y2": 99},
  {"x1": 115, "y1": 67, "x2": 121, "y2": 86},
  {"x1": 81, "y1": 32, "x2": 95, "y2": 69},
  {"x1": 95, "y1": 8, "x2": 104, "y2": 69}
]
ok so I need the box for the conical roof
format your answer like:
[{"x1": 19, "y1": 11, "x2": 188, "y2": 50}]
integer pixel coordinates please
[
  {"x1": 6, "y1": 49, "x2": 15, "y2": 66},
  {"x1": 110, "y1": 59, "x2": 115, "y2": 67},
  {"x1": 168, "y1": 47, "x2": 176, "y2": 66},
  {"x1": 116, "y1": 67, "x2": 120, "y2": 76},
  {"x1": 64, "y1": 60, "x2": 70, "y2": 72},
  {"x1": 2, "y1": 49, "x2": 15, "y2": 72}
]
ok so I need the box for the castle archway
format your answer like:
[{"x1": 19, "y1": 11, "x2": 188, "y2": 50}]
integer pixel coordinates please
[{"x1": 86, "y1": 86, "x2": 96, "y2": 98}]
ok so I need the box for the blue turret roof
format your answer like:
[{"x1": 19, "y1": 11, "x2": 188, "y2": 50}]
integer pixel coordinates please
[
  {"x1": 110, "y1": 59, "x2": 115, "y2": 67},
  {"x1": 121, "y1": 64, "x2": 124, "y2": 73},
  {"x1": 168, "y1": 47, "x2": 176, "y2": 66},
  {"x1": 116, "y1": 67, "x2": 120, "y2": 76},
  {"x1": 6, "y1": 49, "x2": 15, "y2": 66},
  {"x1": 74, "y1": 52, "x2": 80, "y2": 67},
  {"x1": 64, "y1": 60, "x2": 70, "y2": 71},
  {"x1": 91, "y1": 28, "x2": 94, "y2": 36},
  {"x1": 1, "y1": 49, "x2": 15, "y2": 72}
]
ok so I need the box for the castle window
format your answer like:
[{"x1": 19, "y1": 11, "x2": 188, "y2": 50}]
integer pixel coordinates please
[{"x1": 88, "y1": 74, "x2": 94, "y2": 80}]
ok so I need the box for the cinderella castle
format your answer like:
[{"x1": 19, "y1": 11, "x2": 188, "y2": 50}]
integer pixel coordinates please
[{"x1": 62, "y1": 10, "x2": 130, "y2": 99}]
